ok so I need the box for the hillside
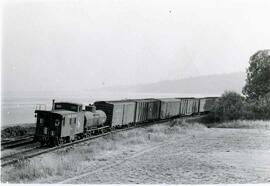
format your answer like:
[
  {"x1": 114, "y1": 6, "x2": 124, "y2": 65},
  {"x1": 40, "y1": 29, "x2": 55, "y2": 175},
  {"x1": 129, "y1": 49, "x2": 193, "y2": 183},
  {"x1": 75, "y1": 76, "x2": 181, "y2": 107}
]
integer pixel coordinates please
[{"x1": 101, "y1": 72, "x2": 246, "y2": 95}]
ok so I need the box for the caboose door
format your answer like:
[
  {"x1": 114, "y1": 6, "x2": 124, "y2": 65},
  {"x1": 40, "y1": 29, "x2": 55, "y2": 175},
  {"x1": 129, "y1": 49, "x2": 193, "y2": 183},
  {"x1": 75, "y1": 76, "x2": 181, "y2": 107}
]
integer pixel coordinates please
[
  {"x1": 70, "y1": 117, "x2": 76, "y2": 141},
  {"x1": 54, "y1": 118, "x2": 61, "y2": 138}
]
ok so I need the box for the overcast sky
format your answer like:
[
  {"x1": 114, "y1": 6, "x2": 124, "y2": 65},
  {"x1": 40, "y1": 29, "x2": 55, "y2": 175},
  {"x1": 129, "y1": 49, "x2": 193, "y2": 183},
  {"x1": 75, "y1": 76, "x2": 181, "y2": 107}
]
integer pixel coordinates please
[{"x1": 2, "y1": 0, "x2": 270, "y2": 92}]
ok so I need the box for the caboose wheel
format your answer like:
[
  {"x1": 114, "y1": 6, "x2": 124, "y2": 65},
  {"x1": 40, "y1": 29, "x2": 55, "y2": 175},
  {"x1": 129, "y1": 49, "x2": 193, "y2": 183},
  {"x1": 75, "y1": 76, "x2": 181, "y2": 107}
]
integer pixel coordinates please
[
  {"x1": 59, "y1": 138, "x2": 64, "y2": 145},
  {"x1": 40, "y1": 141, "x2": 45, "y2": 147},
  {"x1": 55, "y1": 139, "x2": 59, "y2": 146}
]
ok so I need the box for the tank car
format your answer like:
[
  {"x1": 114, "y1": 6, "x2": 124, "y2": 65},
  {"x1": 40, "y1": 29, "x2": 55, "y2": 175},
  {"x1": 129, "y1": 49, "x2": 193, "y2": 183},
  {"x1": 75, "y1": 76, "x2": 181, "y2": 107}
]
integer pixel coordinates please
[{"x1": 83, "y1": 104, "x2": 107, "y2": 135}]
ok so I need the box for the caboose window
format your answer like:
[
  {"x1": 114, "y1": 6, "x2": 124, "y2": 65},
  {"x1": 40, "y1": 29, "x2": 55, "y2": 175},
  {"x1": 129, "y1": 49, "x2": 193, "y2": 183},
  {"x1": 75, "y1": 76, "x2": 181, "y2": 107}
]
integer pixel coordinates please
[
  {"x1": 69, "y1": 117, "x2": 76, "y2": 124},
  {"x1": 54, "y1": 103, "x2": 79, "y2": 112},
  {"x1": 44, "y1": 127, "x2": 48, "y2": 134},
  {"x1": 55, "y1": 120, "x2": 60, "y2": 126},
  {"x1": 39, "y1": 118, "x2": 44, "y2": 124},
  {"x1": 71, "y1": 106, "x2": 77, "y2": 110},
  {"x1": 55, "y1": 104, "x2": 62, "y2": 109}
]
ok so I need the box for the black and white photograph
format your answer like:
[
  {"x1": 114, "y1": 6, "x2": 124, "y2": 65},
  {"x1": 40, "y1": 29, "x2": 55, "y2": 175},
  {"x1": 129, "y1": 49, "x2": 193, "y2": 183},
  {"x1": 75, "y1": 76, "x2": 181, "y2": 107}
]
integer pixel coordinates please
[{"x1": 1, "y1": 0, "x2": 270, "y2": 184}]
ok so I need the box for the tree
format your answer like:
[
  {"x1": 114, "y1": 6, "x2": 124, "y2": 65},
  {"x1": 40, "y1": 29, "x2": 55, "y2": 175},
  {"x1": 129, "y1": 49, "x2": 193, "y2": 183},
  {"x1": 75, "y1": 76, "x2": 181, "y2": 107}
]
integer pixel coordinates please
[
  {"x1": 251, "y1": 92, "x2": 270, "y2": 119},
  {"x1": 243, "y1": 50, "x2": 270, "y2": 101}
]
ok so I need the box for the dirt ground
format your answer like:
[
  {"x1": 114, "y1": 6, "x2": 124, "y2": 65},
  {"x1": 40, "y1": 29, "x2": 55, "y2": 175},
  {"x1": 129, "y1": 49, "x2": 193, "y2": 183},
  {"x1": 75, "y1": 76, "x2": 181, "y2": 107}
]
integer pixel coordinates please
[{"x1": 54, "y1": 128, "x2": 270, "y2": 184}]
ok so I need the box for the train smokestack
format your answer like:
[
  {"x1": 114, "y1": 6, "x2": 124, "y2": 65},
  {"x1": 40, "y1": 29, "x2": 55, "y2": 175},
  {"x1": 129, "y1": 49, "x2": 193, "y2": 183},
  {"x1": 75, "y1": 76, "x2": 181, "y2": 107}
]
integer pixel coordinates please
[{"x1": 52, "y1": 99, "x2": 55, "y2": 110}]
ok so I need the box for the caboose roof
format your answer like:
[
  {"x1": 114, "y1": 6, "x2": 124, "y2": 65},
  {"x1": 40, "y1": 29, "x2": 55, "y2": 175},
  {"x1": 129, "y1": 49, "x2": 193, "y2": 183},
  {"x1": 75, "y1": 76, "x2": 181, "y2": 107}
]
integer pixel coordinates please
[
  {"x1": 54, "y1": 102, "x2": 83, "y2": 106},
  {"x1": 51, "y1": 110, "x2": 76, "y2": 115},
  {"x1": 175, "y1": 97, "x2": 196, "y2": 99},
  {"x1": 95, "y1": 100, "x2": 136, "y2": 105}
]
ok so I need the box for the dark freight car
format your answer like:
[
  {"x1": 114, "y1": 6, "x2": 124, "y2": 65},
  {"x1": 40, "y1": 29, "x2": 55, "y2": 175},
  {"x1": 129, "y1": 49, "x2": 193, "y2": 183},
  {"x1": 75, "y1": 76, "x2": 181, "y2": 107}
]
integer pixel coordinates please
[
  {"x1": 159, "y1": 98, "x2": 181, "y2": 119},
  {"x1": 94, "y1": 100, "x2": 136, "y2": 127}
]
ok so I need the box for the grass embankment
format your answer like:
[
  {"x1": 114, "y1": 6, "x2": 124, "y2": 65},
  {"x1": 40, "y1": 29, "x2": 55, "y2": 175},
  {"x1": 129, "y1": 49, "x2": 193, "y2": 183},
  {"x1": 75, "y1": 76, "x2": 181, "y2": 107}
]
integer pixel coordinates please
[{"x1": 1, "y1": 119, "x2": 205, "y2": 183}]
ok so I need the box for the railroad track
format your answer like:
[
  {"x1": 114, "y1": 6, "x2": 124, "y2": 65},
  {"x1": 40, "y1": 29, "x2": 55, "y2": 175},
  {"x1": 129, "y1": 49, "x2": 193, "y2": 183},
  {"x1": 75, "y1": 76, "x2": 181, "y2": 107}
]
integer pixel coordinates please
[
  {"x1": 1, "y1": 135, "x2": 34, "y2": 145},
  {"x1": 1, "y1": 136, "x2": 35, "y2": 150},
  {"x1": 1, "y1": 125, "x2": 140, "y2": 167},
  {"x1": 1, "y1": 115, "x2": 204, "y2": 167},
  {"x1": 1, "y1": 146, "x2": 41, "y2": 165}
]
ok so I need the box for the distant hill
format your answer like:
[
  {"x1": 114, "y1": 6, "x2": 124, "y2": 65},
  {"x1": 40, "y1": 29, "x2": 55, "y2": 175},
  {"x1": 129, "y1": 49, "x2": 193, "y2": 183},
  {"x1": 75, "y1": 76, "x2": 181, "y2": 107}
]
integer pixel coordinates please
[{"x1": 101, "y1": 72, "x2": 246, "y2": 95}]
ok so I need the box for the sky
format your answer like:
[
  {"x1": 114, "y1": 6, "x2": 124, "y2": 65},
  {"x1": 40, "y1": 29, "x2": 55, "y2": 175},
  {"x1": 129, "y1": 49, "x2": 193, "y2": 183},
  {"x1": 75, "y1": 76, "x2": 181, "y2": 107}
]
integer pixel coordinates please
[{"x1": 2, "y1": 0, "x2": 270, "y2": 92}]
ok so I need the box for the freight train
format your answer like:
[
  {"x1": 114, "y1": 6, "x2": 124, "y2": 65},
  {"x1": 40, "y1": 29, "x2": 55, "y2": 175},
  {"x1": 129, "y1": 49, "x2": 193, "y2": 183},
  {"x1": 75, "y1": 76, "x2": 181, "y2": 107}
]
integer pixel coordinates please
[{"x1": 34, "y1": 97, "x2": 218, "y2": 146}]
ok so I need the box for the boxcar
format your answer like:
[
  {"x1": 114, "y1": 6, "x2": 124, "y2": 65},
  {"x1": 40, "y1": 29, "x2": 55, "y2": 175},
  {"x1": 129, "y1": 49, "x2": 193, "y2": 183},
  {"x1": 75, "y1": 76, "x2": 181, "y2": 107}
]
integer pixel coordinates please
[
  {"x1": 179, "y1": 98, "x2": 186, "y2": 115},
  {"x1": 132, "y1": 99, "x2": 148, "y2": 123},
  {"x1": 94, "y1": 100, "x2": 136, "y2": 127},
  {"x1": 159, "y1": 98, "x2": 181, "y2": 119},
  {"x1": 132, "y1": 99, "x2": 161, "y2": 123},
  {"x1": 192, "y1": 98, "x2": 200, "y2": 114},
  {"x1": 122, "y1": 101, "x2": 136, "y2": 125},
  {"x1": 177, "y1": 98, "x2": 196, "y2": 116},
  {"x1": 146, "y1": 99, "x2": 161, "y2": 121}
]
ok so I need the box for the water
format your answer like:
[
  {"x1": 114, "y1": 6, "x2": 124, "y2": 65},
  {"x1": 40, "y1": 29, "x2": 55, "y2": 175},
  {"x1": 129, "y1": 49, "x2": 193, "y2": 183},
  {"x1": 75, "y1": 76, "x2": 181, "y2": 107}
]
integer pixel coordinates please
[{"x1": 1, "y1": 90, "x2": 215, "y2": 127}]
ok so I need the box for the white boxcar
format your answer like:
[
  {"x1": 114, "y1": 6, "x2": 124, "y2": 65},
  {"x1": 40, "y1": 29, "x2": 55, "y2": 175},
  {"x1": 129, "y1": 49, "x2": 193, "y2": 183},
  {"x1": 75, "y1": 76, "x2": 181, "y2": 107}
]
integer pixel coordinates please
[{"x1": 159, "y1": 98, "x2": 181, "y2": 119}]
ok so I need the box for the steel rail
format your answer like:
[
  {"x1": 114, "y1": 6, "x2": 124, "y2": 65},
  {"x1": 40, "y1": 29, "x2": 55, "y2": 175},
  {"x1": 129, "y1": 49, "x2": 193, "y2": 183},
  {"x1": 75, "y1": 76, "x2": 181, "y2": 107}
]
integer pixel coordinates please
[
  {"x1": 1, "y1": 138, "x2": 35, "y2": 150},
  {"x1": 1, "y1": 135, "x2": 34, "y2": 146}
]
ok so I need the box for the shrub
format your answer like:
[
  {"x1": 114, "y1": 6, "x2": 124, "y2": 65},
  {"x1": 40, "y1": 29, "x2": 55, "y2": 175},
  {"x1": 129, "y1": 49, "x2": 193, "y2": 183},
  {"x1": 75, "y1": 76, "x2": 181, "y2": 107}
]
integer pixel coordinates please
[
  {"x1": 1, "y1": 124, "x2": 36, "y2": 138},
  {"x1": 204, "y1": 90, "x2": 270, "y2": 124},
  {"x1": 215, "y1": 120, "x2": 270, "y2": 129},
  {"x1": 207, "y1": 91, "x2": 245, "y2": 122}
]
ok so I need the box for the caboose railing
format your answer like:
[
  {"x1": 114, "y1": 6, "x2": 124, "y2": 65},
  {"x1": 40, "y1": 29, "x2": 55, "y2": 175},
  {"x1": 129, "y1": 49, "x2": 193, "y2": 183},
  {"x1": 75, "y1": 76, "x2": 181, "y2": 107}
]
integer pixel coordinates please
[{"x1": 35, "y1": 104, "x2": 47, "y2": 111}]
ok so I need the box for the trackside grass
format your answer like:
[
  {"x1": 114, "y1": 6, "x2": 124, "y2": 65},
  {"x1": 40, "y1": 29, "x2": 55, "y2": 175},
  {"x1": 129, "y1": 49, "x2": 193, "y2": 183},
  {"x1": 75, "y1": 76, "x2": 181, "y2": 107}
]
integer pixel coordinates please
[
  {"x1": 1, "y1": 119, "x2": 269, "y2": 183},
  {"x1": 1, "y1": 119, "x2": 205, "y2": 183}
]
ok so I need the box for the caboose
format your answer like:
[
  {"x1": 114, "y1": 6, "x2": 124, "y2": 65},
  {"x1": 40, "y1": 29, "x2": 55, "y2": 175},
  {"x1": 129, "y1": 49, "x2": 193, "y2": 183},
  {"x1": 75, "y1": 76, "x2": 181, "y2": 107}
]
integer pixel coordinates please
[{"x1": 34, "y1": 100, "x2": 106, "y2": 146}]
